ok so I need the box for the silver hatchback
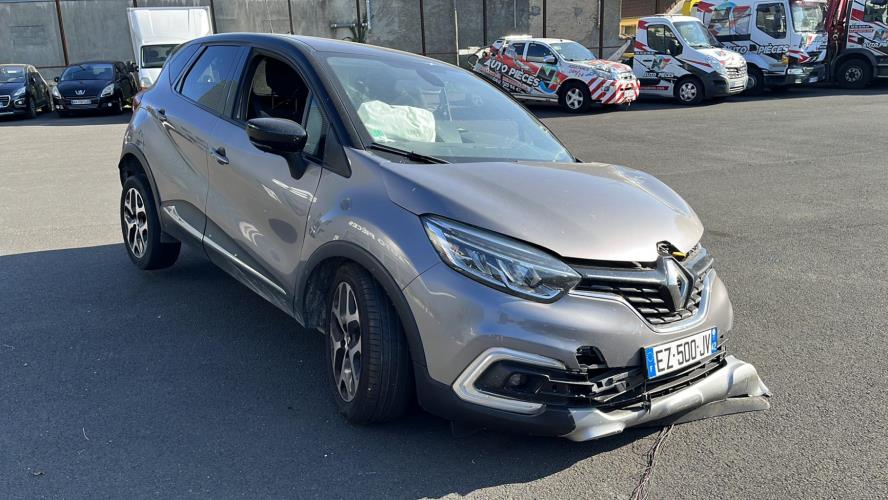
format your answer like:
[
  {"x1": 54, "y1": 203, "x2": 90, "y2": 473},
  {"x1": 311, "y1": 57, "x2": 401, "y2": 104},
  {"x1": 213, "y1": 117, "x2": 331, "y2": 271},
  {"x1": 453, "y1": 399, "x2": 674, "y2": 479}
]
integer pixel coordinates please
[{"x1": 118, "y1": 33, "x2": 769, "y2": 441}]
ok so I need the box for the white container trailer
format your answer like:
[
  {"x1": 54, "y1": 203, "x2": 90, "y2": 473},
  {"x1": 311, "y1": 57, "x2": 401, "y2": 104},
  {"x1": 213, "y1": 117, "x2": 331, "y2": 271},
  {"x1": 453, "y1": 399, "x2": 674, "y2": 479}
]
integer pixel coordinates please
[{"x1": 127, "y1": 7, "x2": 213, "y2": 89}]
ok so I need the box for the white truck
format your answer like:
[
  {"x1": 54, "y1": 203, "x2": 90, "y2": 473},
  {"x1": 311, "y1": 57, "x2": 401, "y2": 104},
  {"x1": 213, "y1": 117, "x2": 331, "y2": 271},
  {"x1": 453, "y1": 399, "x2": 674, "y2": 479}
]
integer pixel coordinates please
[
  {"x1": 127, "y1": 7, "x2": 213, "y2": 89},
  {"x1": 627, "y1": 15, "x2": 748, "y2": 104},
  {"x1": 687, "y1": 0, "x2": 829, "y2": 94}
]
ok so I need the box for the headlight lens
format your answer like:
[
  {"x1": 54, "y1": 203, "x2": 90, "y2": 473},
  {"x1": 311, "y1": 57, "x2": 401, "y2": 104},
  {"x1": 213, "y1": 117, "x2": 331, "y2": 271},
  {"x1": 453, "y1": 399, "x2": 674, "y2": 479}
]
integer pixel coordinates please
[
  {"x1": 706, "y1": 56, "x2": 725, "y2": 73},
  {"x1": 100, "y1": 84, "x2": 114, "y2": 97},
  {"x1": 13, "y1": 86, "x2": 26, "y2": 97},
  {"x1": 51, "y1": 86, "x2": 61, "y2": 98},
  {"x1": 139, "y1": 76, "x2": 152, "y2": 89},
  {"x1": 422, "y1": 215, "x2": 581, "y2": 302}
]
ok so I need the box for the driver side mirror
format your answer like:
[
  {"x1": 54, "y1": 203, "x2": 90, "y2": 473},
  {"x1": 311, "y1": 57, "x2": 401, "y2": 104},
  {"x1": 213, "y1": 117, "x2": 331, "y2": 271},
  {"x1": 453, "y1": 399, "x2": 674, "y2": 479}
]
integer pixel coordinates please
[
  {"x1": 127, "y1": 62, "x2": 138, "y2": 73},
  {"x1": 543, "y1": 54, "x2": 556, "y2": 64},
  {"x1": 670, "y1": 42, "x2": 683, "y2": 56},
  {"x1": 246, "y1": 117, "x2": 308, "y2": 179}
]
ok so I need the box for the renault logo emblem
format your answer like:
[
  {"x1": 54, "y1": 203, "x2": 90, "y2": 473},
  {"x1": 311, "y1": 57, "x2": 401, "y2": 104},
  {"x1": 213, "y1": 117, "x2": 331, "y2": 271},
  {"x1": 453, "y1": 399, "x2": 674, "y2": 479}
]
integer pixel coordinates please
[
  {"x1": 75, "y1": 89, "x2": 85, "y2": 96},
  {"x1": 664, "y1": 259, "x2": 691, "y2": 311}
]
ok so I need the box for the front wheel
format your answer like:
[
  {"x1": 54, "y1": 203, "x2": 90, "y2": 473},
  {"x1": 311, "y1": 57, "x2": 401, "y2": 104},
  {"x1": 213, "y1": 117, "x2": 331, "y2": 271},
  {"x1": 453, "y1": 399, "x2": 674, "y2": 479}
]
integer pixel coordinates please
[
  {"x1": 675, "y1": 77, "x2": 704, "y2": 105},
  {"x1": 745, "y1": 66, "x2": 765, "y2": 96},
  {"x1": 120, "y1": 175, "x2": 180, "y2": 270},
  {"x1": 836, "y1": 59, "x2": 872, "y2": 90},
  {"x1": 325, "y1": 263, "x2": 411, "y2": 424},
  {"x1": 559, "y1": 82, "x2": 592, "y2": 113}
]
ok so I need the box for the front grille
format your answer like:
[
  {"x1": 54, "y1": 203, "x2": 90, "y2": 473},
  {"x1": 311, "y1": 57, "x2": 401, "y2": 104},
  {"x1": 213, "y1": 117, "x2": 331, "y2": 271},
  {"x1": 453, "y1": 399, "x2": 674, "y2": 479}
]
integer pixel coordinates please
[
  {"x1": 570, "y1": 245, "x2": 713, "y2": 326},
  {"x1": 0, "y1": 95, "x2": 9, "y2": 108},
  {"x1": 725, "y1": 66, "x2": 744, "y2": 79}
]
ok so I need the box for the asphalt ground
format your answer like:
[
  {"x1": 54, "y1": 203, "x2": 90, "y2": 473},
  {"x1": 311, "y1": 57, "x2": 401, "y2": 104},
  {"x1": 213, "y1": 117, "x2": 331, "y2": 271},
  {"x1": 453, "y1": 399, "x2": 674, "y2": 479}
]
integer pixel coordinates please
[{"x1": 2, "y1": 84, "x2": 887, "y2": 499}]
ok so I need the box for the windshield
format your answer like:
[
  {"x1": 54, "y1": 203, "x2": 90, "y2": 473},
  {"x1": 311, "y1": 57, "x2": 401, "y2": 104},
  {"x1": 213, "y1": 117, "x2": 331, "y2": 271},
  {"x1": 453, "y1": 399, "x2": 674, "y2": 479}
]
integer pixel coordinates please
[
  {"x1": 60, "y1": 63, "x2": 113, "y2": 81},
  {"x1": 0, "y1": 66, "x2": 26, "y2": 84},
  {"x1": 141, "y1": 44, "x2": 177, "y2": 69},
  {"x1": 790, "y1": 0, "x2": 827, "y2": 32},
  {"x1": 549, "y1": 42, "x2": 595, "y2": 62},
  {"x1": 674, "y1": 21, "x2": 720, "y2": 48},
  {"x1": 323, "y1": 54, "x2": 574, "y2": 164}
]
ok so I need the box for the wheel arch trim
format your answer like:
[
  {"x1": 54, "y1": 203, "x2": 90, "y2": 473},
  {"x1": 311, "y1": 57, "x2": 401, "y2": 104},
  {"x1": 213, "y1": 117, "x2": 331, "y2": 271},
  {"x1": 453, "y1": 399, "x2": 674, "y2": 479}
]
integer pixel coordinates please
[{"x1": 297, "y1": 240, "x2": 428, "y2": 368}]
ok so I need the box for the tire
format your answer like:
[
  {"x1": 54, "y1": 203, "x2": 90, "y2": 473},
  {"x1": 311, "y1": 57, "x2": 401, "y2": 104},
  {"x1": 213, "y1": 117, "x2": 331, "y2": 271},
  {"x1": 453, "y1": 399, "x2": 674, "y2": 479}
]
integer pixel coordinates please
[
  {"x1": 745, "y1": 66, "x2": 765, "y2": 96},
  {"x1": 325, "y1": 263, "x2": 411, "y2": 424},
  {"x1": 120, "y1": 175, "x2": 180, "y2": 270},
  {"x1": 558, "y1": 81, "x2": 592, "y2": 113},
  {"x1": 675, "y1": 77, "x2": 704, "y2": 105},
  {"x1": 43, "y1": 95, "x2": 53, "y2": 112},
  {"x1": 836, "y1": 59, "x2": 872, "y2": 90}
]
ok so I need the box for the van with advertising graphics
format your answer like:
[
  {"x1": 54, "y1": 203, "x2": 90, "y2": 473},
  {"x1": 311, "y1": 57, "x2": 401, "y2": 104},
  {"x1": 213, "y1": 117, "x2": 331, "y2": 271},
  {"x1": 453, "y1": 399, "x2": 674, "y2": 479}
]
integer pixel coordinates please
[
  {"x1": 472, "y1": 36, "x2": 640, "y2": 112},
  {"x1": 687, "y1": 0, "x2": 829, "y2": 94},
  {"x1": 127, "y1": 6, "x2": 213, "y2": 89},
  {"x1": 826, "y1": 0, "x2": 888, "y2": 88},
  {"x1": 628, "y1": 16, "x2": 748, "y2": 104}
]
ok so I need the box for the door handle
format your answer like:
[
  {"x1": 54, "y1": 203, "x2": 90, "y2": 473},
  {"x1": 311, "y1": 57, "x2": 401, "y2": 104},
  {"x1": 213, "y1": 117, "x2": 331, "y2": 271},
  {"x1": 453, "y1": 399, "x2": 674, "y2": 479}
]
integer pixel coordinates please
[{"x1": 211, "y1": 147, "x2": 229, "y2": 165}]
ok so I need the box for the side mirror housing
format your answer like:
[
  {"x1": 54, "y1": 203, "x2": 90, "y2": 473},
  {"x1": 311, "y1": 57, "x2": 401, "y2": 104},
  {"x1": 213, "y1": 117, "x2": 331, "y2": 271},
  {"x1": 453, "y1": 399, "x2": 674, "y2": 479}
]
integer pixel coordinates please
[
  {"x1": 671, "y1": 42, "x2": 683, "y2": 56},
  {"x1": 246, "y1": 117, "x2": 309, "y2": 178},
  {"x1": 543, "y1": 54, "x2": 556, "y2": 64}
]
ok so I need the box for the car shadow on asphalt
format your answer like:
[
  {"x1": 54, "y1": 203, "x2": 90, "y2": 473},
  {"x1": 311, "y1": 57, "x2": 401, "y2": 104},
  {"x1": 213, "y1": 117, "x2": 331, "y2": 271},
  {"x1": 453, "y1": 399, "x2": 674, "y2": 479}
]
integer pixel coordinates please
[
  {"x1": 0, "y1": 111, "x2": 131, "y2": 127},
  {"x1": 1, "y1": 243, "x2": 657, "y2": 498}
]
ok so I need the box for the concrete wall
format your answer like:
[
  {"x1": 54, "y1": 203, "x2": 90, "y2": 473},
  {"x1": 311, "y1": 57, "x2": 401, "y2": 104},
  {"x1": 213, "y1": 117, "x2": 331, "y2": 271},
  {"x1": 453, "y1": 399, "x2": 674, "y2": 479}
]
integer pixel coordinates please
[{"x1": 0, "y1": 0, "x2": 625, "y2": 79}]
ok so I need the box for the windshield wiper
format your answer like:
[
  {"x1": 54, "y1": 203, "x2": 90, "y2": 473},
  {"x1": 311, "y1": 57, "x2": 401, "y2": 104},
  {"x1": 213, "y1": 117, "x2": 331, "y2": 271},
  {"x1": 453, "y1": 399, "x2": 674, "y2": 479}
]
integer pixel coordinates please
[{"x1": 369, "y1": 142, "x2": 448, "y2": 164}]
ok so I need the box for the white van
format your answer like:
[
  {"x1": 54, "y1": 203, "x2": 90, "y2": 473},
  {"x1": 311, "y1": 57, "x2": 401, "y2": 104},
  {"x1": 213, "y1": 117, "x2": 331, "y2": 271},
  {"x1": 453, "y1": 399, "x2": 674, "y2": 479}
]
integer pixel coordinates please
[
  {"x1": 628, "y1": 15, "x2": 748, "y2": 104},
  {"x1": 689, "y1": 0, "x2": 829, "y2": 94},
  {"x1": 127, "y1": 7, "x2": 213, "y2": 89}
]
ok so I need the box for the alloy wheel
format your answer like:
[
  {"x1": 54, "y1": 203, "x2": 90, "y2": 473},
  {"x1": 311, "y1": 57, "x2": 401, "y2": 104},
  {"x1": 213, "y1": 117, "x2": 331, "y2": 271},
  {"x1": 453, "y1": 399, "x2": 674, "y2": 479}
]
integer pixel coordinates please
[
  {"x1": 565, "y1": 88, "x2": 584, "y2": 110},
  {"x1": 844, "y1": 66, "x2": 862, "y2": 83},
  {"x1": 679, "y1": 82, "x2": 698, "y2": 102},
  {"x1": 330, "y1": 281, "x2": 362, "y2": 402},
  {"x1": 123, "y1": 187, "x2": 148, "y2": 258}
]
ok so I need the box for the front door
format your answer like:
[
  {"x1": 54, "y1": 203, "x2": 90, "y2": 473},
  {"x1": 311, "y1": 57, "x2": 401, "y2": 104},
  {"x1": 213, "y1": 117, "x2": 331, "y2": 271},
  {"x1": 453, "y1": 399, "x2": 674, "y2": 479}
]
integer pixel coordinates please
[
  {"x1": 204, "y1": 52, "x2": 326, "y2": 312},
  {"x1": 636, "y1": 23, "x2": 683, "y2": 96}
]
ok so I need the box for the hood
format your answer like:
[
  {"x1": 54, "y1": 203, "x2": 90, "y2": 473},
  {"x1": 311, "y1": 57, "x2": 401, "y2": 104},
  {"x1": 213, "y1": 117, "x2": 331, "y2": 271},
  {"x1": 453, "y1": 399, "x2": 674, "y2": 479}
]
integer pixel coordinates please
[
  {"x1": 570, "y1": 59, "x2": 632, "y2": 74},
  {"x1": 696, "y1": 47, "x2": 746, "y2": 67},
  {"x1": 0, "y1": 82, "x2": 27, "y2": 94},
  {"x1": 56, "y1": 79, "x2": 112, "y2": 97},
  {"x1": 378, "y1": 158, "x2": 703, "y2": 263}
]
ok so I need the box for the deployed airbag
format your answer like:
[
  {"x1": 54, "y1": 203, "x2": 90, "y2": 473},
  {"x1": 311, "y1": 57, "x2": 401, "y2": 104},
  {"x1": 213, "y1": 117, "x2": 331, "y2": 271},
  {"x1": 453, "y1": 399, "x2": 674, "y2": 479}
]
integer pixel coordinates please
[{"x1": 357, "y1": 100, "x2": 436, "y2": 143}]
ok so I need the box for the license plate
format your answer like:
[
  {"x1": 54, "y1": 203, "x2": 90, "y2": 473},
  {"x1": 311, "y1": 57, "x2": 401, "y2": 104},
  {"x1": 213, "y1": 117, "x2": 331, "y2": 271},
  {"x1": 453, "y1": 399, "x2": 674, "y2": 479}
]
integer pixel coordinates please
[
  {"x1": 644, "y1": 328, "x2": 718, "y2": 379},
  {"x1": 71, "y1": 99, "x2": 91, "y2": 105}
]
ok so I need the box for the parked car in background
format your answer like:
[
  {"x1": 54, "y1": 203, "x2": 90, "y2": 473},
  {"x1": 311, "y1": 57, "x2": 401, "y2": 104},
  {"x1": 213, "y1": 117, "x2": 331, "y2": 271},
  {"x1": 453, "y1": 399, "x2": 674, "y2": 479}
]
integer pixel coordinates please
[
  {"x1": 53, "y1": 61, "x2": 138, "y2": 116},
  {"x1": 825, "y1": 0, "x2": 888, "y2": 88},
  {"x1": 127, "y1": 6, "x2": 214, "y2": 89},
  {"x1": 0, "y1": 64, "x2": 52, "y2": 119},
  {"x1": 625, "y1": 16, "x2": 748, "y2": 104},
  {"x1": 688, "y1": 0, "x2": 829, "y2": 94},
  {"x1": 473, "y1": 35, "x2": 640, "y2": 112},
  {"x1": 118, "y1": 33, "x2": 769, "y2": 441}
]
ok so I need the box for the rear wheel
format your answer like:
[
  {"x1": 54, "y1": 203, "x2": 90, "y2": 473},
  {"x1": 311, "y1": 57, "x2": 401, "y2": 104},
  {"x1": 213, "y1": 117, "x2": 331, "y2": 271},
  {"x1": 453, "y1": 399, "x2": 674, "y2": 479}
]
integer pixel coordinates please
[
  {"x1": 325, "y1": 263, "x2": 411, "y2": 424},
  {"x1": 675, "y1": 77, "x2": 704, "y2": 105},
  {"x1": 745, "y1": 66, "x2": 765, "y2": 96},
  {"x1": 836, "y1": 59, "x2": 872, "y2": 89},
  {"x1": 558, "y1": 81, "x2": 592, "y2": 113},
  {"x1": 120, "y1": 175, "x2": 180, "y2": 270}
]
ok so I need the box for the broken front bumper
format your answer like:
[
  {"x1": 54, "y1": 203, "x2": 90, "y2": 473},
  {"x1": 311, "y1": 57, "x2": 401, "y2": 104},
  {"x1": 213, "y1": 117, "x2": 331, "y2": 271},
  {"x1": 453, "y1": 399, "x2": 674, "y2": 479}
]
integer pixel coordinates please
[{"x1": 563, "y1": 354, "x2": 770, "y2": 441}]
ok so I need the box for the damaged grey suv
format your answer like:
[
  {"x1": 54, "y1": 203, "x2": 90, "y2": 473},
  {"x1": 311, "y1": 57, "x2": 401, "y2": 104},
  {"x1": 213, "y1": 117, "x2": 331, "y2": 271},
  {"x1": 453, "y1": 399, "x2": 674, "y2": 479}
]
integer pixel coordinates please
[{"x1": 118, "y1": 34, "x2": 769, "y2": 441}]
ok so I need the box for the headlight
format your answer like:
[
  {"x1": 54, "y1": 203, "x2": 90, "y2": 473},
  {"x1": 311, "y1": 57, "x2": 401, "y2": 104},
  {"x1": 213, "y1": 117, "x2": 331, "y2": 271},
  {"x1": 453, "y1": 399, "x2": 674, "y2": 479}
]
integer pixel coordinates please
[
  {"x1": 13, "y1": 86, "x2": 26, "y2": 97},
  {"x1": 100, "y1": 84, "x2": 115, "y2": 97},
  {"x1": 706, "y1": 56, "x2": 725, "y2": 73},
  {"x1": 51, "y1": 86, "x2": 61, "y2": 98},
  {"x1": 139, "y1": 77, "x2": 152, "y2": 89},
  {"x1": 422, "y1": 215, "x2": 581, "y2": 302}
]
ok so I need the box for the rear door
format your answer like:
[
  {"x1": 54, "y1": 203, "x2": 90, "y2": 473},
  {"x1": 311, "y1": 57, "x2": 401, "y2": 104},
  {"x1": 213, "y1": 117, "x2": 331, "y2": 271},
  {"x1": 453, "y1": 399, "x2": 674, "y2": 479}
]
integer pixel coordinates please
[
  {"x1": 203, "y1": 50, "x2": 326, "y2": 312},
  {"x1": 147, "y1": 44, "x2": 246, "y2": 244}
]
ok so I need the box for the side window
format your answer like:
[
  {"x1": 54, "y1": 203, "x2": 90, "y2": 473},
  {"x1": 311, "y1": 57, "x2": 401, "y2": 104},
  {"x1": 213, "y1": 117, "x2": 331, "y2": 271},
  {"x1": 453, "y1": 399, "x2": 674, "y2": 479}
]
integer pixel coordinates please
[
  {"x1": 647, "y1": 25, "x2": 681, "y2": 55},
  {"x1": 167, "y1": 44, "x2": 200, "y2": 84},
  {"x1": 242, "y1": 55, "x2": 309, "y2": 123},
  {"x1": 303, "y1": 97, "x2": 328, "y2": 159},
  {"x1": 709, "y1": 7, "x2": 752, "y2": 38},
  {"x1": 179, "y1": 45, "x2": 242, "y2": 114},
  {"x1": 526, "y1": 43, "x2": 554, "y2": 62},
  {"x1": 508, "y1": 42, "x2": 527, "y2": 59},
  {"x1": 755, "y1": 3, "x2": 787, "y2": 39},
  {"x1": 864, "y1": 0, "x2": 888, "y2": 23}
]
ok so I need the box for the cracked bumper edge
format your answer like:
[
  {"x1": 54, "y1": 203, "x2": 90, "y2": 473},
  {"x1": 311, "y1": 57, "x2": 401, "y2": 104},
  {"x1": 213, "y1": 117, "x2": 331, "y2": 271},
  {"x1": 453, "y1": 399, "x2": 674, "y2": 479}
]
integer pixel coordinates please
[{"x1": 561, "y1": 355, "x2": 770, "y2": 442}]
